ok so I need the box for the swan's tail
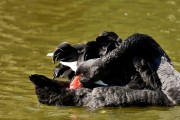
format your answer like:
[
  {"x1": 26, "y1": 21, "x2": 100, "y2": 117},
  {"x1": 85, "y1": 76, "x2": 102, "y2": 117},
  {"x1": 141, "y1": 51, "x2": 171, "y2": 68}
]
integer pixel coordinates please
[{"x1": 29, "y1": 74, "x2": 70, "y2": 88}]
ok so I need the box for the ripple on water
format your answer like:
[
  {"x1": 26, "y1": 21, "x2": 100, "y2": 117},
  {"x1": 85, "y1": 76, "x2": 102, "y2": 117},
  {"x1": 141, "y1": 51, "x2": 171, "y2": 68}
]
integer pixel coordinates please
[{"x1": 0, "y1": 102, "x2": 17, "y2": 113}]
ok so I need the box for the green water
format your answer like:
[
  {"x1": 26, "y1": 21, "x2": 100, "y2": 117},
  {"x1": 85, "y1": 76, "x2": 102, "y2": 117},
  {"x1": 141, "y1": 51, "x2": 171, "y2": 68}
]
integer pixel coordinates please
[{"x1": 0, "y1": 0, "x2": 180, "y2": 119}]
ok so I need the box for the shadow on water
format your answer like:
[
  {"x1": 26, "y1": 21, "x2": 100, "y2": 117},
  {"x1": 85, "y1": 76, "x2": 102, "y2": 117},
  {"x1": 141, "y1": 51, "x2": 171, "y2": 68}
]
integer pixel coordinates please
[{"x1": 0, "y1": 0, "x2": 180, "y2": 120}]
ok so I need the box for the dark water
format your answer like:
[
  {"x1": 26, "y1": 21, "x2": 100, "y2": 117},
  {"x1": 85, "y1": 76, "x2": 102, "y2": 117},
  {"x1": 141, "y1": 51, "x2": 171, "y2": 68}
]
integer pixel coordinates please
[{"x1": 0, "y1": 0, "x2": 180, "y2": 119}]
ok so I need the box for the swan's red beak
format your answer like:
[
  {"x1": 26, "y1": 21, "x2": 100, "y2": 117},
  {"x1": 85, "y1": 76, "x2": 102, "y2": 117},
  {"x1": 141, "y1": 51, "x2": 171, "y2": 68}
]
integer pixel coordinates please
[{"x1": 69, "y1": 75, "x2": 82, "y2": 89}]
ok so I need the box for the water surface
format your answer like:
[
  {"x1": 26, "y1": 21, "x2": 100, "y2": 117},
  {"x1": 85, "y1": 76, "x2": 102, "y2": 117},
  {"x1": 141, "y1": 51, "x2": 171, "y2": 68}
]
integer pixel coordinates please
[{"x1": 0, "y1": 0, "x2": 180, "y2": 119}]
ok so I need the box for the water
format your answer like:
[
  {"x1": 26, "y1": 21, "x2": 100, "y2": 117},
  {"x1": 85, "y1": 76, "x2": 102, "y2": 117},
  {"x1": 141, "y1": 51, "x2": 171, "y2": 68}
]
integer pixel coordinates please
[{"x1": 0, "y1": 0, "x2": 180, "y2": 119}]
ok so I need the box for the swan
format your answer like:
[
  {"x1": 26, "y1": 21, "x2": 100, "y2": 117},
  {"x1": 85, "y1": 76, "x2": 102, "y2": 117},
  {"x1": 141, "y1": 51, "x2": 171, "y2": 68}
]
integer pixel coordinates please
[{"x1": 29, "y1": 32, "x2": 180, "y2": 109}]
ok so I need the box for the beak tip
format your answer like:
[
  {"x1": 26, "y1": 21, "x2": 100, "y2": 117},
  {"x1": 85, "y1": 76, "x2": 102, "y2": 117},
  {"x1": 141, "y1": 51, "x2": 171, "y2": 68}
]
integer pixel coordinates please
[{"x1": 69, "y1": 75, "x2": 82, "y2": 89}]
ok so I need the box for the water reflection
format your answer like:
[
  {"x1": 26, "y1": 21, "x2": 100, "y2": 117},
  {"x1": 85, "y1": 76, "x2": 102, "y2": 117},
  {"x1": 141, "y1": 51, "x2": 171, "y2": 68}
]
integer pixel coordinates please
[{"x1": 0, "y1": 0, "x2": 180, "y2": 120}]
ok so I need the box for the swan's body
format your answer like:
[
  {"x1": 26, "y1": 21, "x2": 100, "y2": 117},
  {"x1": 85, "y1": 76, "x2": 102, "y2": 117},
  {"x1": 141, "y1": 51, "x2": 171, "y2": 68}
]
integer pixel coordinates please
[{"x1": 29, "y1": 32, "x2": 180, "y2": 109}]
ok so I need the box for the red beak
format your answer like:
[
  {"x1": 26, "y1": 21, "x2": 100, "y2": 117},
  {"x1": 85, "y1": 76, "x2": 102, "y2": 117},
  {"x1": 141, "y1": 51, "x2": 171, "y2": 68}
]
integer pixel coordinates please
[{"x1": 69, "y1": 75, "x2": 82, "y2": 89}]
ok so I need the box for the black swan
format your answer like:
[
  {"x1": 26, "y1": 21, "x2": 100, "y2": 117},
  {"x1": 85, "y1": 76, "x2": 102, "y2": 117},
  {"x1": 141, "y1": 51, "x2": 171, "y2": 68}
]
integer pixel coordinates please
[{"x1": 29, "y1": 32, "x2": 180, "y2": 109}]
